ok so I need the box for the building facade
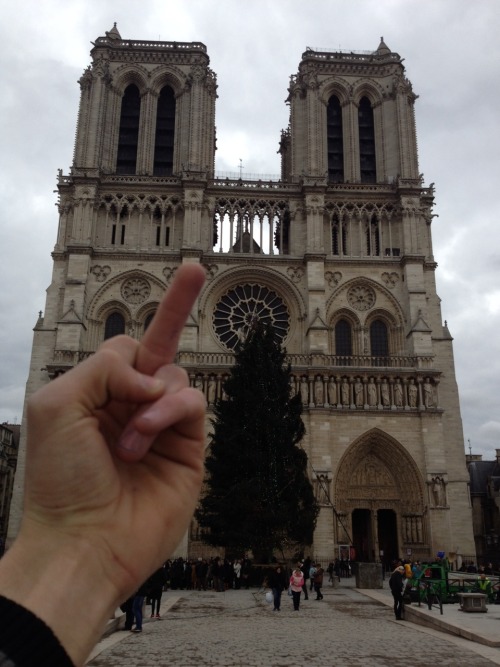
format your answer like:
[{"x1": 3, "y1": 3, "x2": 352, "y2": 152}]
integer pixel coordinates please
[
  {"x1": 467, "y1": 452, "x2": 500, "y2": 567},
  {"x1": 1, "y1": 423, "x2": 19, "y2": 554},
  {"x1": 9, "y1": 26, "x2": 475, "y2": 566}
]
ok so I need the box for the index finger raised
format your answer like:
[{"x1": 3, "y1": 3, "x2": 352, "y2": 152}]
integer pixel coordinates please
[{"x1": 136, "y1": 263, "x2": 206, "y2": 375}]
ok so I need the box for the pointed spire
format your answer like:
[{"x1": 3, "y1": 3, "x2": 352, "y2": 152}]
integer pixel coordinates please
[
  {"x1": 376, "y1": 36, "x2": 391, "y2": 55},
  {"x1": 106, "y1": 22, "x2": 121, "y2": 41},
  {"x1": 442, "y1": 320, "x2": 453, "y2": 340}
]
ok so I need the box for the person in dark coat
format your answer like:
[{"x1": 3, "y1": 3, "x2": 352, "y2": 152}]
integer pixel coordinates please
[
  {"x1": 268, "y1": 565, "x2": 287, "y2": 611},
  {"x1": 120, "y1": 596, "x2": 134, "y2": 631},
  {"x1": 131, "y1": 579, "x2": 150, "y2": 632},
  {"x1": 148, "y1": 566, "x2": 167, "y2": 618},
  {"x1": 389, "y1": 565, "x2": 405, "y2": 620}
]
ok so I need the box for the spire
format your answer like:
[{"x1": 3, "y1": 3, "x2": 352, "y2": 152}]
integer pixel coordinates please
[
  {"x1": 106, "y1": 23, "x2": 121, "y2": 41},
  {"x1": 376, "y1": 36, "x2": 391, "y2": 55}
]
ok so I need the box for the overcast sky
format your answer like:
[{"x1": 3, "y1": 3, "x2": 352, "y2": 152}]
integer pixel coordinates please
[{"x1": 1, "y1": 0, "x2": 499, "y2": 459}]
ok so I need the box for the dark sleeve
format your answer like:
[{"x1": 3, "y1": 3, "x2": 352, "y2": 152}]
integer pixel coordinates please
[{"x1": 0, "y1": 596, "x2": 75, "y2": 667}]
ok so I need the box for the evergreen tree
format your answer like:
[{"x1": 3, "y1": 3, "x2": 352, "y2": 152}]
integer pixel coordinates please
[{"x1": 196, "y1": 321, "x2": 319, "y2": 562}]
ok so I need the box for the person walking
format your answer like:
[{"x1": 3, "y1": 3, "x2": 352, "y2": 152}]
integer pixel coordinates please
[
  {"x1": 313, "y1": 563, "x2": 324, "y2": 600},
  {"x1": 389, "y1": 565, "x2": 405, "y2": 620},
  {"x1": 268, "y1": 565, "x2": 287, "y2": 611},
  {"x1": 290, "y1": 567, "x2": 305, "y2": 611},
  {"x1": 131, "y1": 579, "x2": 150, "y2": 632}
]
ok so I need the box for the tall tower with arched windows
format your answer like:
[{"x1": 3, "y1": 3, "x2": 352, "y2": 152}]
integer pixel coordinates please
[{"x1": 9, "y1": 28, "x2": 475, "y2": 565}]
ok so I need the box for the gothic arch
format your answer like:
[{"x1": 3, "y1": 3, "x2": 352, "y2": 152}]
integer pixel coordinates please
[
  {"x1": 95, "y1": 299, "x2": 132, "y2": 322},
  {"x1": 88, "y1": 270, "x2": 167, "y2": 320},
  {"x1": 352, "y1": 80, "x2": 385, "y2": 106},
  {"x1": 113, "y1": 64, "x2": 150, "y2": 95},
  {"x1": 335, "y1": 428, "x2": 425, "y2": 514},
  {"x1": 319, "y1": 77, "x2": 351, "y2": 107},
  {"x1": 326, "y1": 277, "x2": 405, "y2": 329},
  {"x1": 329, "y1": 307, "x2": 362, "y2": 356},
  {"x1": 149, "y1": 66, "x2": 189, "y2": 97}
]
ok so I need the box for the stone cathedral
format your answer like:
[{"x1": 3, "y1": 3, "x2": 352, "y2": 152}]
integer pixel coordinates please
[{"x1": 9, "y1": 25, "x2": 475, "y2": 566}]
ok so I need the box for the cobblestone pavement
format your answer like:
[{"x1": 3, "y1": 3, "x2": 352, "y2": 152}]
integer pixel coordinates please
[{"x1": 88, "y1": 586, "x2": 499, "y2": 666}]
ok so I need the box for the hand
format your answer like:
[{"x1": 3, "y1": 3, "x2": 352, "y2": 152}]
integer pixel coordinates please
[{"x1": 0, "y1": 263, "x2": 206, "y2": 664}]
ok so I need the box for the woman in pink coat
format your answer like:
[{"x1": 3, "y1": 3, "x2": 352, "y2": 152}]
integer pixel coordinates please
[{"x1": 289, "y1": 567, "x2": 305, "y2": 611}]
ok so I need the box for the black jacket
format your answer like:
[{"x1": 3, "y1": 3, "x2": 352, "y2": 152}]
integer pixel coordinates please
[
  {"x1": 389, "y1": 570, "x2": 404, "y2": 596},
  {"x1": 268, "y1": 568, "x2": 287, "y2": 592}
]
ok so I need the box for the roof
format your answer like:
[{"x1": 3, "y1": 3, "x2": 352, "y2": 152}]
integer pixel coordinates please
[{"x1": 469, "y1": 460, "x2": 500, "y2": 495}]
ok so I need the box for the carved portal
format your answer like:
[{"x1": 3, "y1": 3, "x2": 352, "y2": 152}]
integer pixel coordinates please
[{"x1": 335, "y1": 429, "x2": 427, "y2": 549}]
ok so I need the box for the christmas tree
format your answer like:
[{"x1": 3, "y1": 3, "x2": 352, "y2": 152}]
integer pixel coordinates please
[{"x1": 196, "y1": 321, "x2": 318, "y2": 562}]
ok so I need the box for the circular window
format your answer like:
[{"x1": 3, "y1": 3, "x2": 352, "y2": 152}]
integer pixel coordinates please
[
  {"x1": 213, "y1": 284, "x2": 290, "y2": 350},
  {"x1": 347, "y1": 284, "x2": 376, "y2": 311}
]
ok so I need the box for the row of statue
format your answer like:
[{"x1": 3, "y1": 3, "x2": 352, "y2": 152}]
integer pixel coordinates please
[{"x1": 190, "y1": 372, "x2": 438, "y2": 410}]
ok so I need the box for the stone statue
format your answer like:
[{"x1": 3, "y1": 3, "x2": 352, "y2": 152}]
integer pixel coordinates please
[
  {"x1": 394, "y1": 380, "x2": 403, "y2": 407},
  {"x1": 341, "y1": 378, "x2": 349, "y2": 405},
  {"x1": 207, "y1": 376, "x2": 217, "y2": 405},
  {"x1": 408, "y1": 379, "x2": 418, "y2": 408},
  {"x1": 432, "y1": 477, "x2": 446, "y2": 506},
  {"x1": 354, "y1": 379, "x2": 363, "y2": 407},
  {"x1": 314, "y1": 376, "x2": 324, "y2": 406},
  {"x1": 381, "y1": 381, "x2": 390, "y2": 407},
  {"x1": 367, "y1": 379, "x2": 377, "y2": 407},
  {"x1": 328, "y1": 377, "x2": 337, "y2": 406},
  {"x1": 300, "y1": 377, "x2": 309, "y2": 404},
  {"x1": 194, "y1": 375, "x2": 204, "y2": 393},
  {"x1": 423, "y1": 379, "x2": 434, "y2": 408}
]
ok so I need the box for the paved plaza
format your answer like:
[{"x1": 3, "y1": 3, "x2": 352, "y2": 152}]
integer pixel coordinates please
[{"x1": 87, "y1": 582, "x2": 500, "y2": 666}]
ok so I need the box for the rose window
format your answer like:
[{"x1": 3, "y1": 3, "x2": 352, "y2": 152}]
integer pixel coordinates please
[
  {"x1": 213, "y1": 284, "x2": 290, "y2": 350},
  {"x1": 347, "y1": 284, "x2": 376, "y2": 311},
  {"x1": 121, "y1": 278, "x2": 151, "y2": 304}
]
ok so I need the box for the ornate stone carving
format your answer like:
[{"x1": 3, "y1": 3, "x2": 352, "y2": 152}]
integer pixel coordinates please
[
  {"x1": 430, "y1": 476, "x2": 446, "y2": 507},
  {"x1": 314, "y1": 376, "x2": 324, "y2": 406},
  {"x1": 325, "y1": 270, "x2": 342, "y2": 287},
  {"x1": 381, "y1": 272, "x2": 399, "y2": 288},
  {"x1": 121, "y1": 278, "x2": 151, "y2": 304},
  {"x1": 314, "y1": 471, "x2": 332, "y2": 505},
  {"x1": 91, "y1": 265, "x2": 111, "y2": 282},
  {"x1": 203, "y1": 264, "x2": 218, "y2": 281},
  {"x1": 287, "y1": 266, "x2": 304, "y2": 283},
  {"x1": 163, "y1": 266, "x2": 177, "y2": 284},
  {"x1": 423, "y1": 378, "x2": 435, "y2": 408},
  {"x1": 213, "y1": 283, "x2": 289, "y2": 351},
  {"x1": 347, "y1": 284, "x2": 376, "y2": 311}
]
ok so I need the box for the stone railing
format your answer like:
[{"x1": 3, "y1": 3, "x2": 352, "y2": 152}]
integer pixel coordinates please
[{"x1": 177, "y1": 351, "x2": 434, "y2": 370}]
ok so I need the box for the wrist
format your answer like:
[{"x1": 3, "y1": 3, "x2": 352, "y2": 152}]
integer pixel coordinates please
[{"x1": 0, "y1": 526, "x2": 120, "y2": 666}]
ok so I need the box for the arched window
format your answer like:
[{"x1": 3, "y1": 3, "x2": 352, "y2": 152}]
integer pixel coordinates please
[
  {"x1": 327, "y1": 95, "x2": 344, "y2": 183},
  {"x1": 366, "y1": 214, "x2": 380, "y2": 256},
  {"x1": 116, "y1": 85, "x2": 141, "y2": 174},
  {"x1": 358, "y1": 96, "x2": 376, "y2": 183},
  {"x1": 144, "y1": 312, "x2": 155, "y2": 332},
  {"x1": 335, "y1": 319, "x2": 352, "y2": 357},
  {"x1": 370, "y1": 319, "x2": 388, "y2": 359},
  {"x1": 154, "y1": 86, "x2": 176, "y2": 175},
  {"x1": 104, "y1": 312, "x2": 125, "y2": 340},
  {"x1": 331, "y1": 214, "x2": 348, "y2": 256}
]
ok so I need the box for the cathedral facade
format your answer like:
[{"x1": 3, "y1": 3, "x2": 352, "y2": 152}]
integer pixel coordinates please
[{"x1": 9, "y1": 26, "x2": 475, "y2": 566}]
